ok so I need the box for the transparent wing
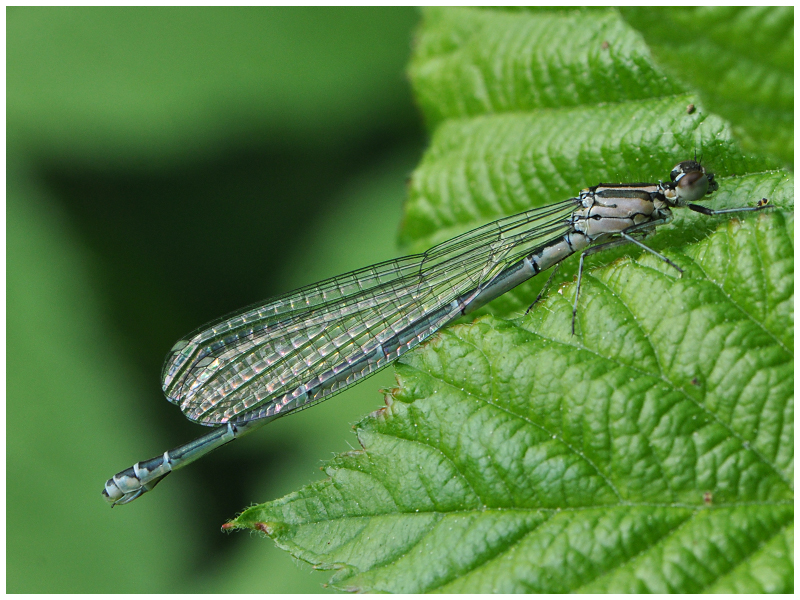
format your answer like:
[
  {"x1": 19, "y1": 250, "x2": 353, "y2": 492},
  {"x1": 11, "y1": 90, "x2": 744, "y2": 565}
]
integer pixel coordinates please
[{"x1": 162, "y1": 198, "x2": 578, "y2": 425}]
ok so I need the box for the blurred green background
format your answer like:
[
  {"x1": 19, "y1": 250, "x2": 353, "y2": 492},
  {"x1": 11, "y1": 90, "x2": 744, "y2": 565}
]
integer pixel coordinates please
[{"x1": 8, "y1": 7, "x2": 424, "y2": 593}]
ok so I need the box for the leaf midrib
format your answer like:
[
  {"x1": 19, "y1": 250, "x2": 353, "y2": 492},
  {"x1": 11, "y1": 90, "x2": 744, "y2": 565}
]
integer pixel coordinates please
[{"x1": 266, "y1": 500, "x2": 793, "y2": 530}]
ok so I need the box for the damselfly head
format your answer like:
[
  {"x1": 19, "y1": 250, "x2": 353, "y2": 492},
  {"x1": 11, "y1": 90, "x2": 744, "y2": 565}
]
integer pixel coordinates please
[{"x1": 664, "y1": 160, "x2": 717, "y2": 205}]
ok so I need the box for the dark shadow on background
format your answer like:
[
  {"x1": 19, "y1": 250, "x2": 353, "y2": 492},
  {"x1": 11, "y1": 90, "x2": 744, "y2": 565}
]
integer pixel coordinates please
[{"x1": 37, "y1": 121, "x2": 425, "y2": 564}]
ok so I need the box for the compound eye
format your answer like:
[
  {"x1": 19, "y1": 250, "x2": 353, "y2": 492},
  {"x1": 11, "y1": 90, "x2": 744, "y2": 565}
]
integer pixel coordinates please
[
  {"x1": 675, "y1": 170, "x2": 709, "y2": 203},
  {"x1": 671, "y1": 160, "x2": 703, "y2": 182}
]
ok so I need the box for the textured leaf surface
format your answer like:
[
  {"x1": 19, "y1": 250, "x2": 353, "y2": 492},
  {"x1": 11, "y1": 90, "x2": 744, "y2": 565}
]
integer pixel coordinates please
[
  {"x1": 231, "y1": 8, "x2": 793, "y2": 592},
  {"x1": 620, "y1": 7, "x2": 793, "y2": 166},
  {"x1": 409, "y1": 7, "x2": 683, "y2": 128}
]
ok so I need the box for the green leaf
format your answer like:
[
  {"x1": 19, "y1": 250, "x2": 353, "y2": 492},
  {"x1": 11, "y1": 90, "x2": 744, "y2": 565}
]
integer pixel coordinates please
[
  {"x1": 619, "y1": 7, "x2": 793, "y2": 166},
  {"x1": 234, "y1": 207, "x2": 793, "y2": 592},
  {"x1": 230, "y1": 7, "x2": 793, "y2": 592},
  {"x1": 408, "y1": 7, "x2": 684, "y2": 128}
]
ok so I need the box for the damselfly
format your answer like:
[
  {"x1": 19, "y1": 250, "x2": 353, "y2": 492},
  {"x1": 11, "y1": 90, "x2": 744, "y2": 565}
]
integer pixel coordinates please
[{"x1": 103, "y1": 160, "x2": 770, "y2": 506}]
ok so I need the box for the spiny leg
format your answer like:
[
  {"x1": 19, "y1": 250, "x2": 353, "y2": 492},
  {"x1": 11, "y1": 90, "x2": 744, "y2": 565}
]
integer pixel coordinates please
[
  {"x1": 613, "y1": 200, "x2": 767, "y2": 275},
  {"x1": 618, "y1": 231, "x2": 683, "y2": 274},
  {"x1": 570, "y1": 220, "x2": 680, "y2": 335},
  {"x1": 525, "y1": 263, "x2": 560, "y2": 315},
  {"x1": 573, "y1": 252, "x2": 586, "y2": 336},
  {"x1": 687, "y1": 198, "x2": 773, "y2": 216},
  {"x1": 569, "y1": 200, "x2": 771, "y2": 335},
  {"x1": 571, "y1": 237, "x2": 641, "y2": 335}
]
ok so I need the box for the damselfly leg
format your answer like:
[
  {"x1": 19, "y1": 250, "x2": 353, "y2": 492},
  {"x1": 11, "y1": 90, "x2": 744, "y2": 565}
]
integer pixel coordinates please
[
  {"x1": 571, "y1": 219, "x2": 673, "y2": 335},
  {"x1": 687, "y1": 198, "x2": 772, "y2": 216},
  {"x1": 525, "y1": 263, "x2": 561, "y2": 315},
  {"x1": 570, "y1": 200, "x2": 772, "y2": 335}
]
